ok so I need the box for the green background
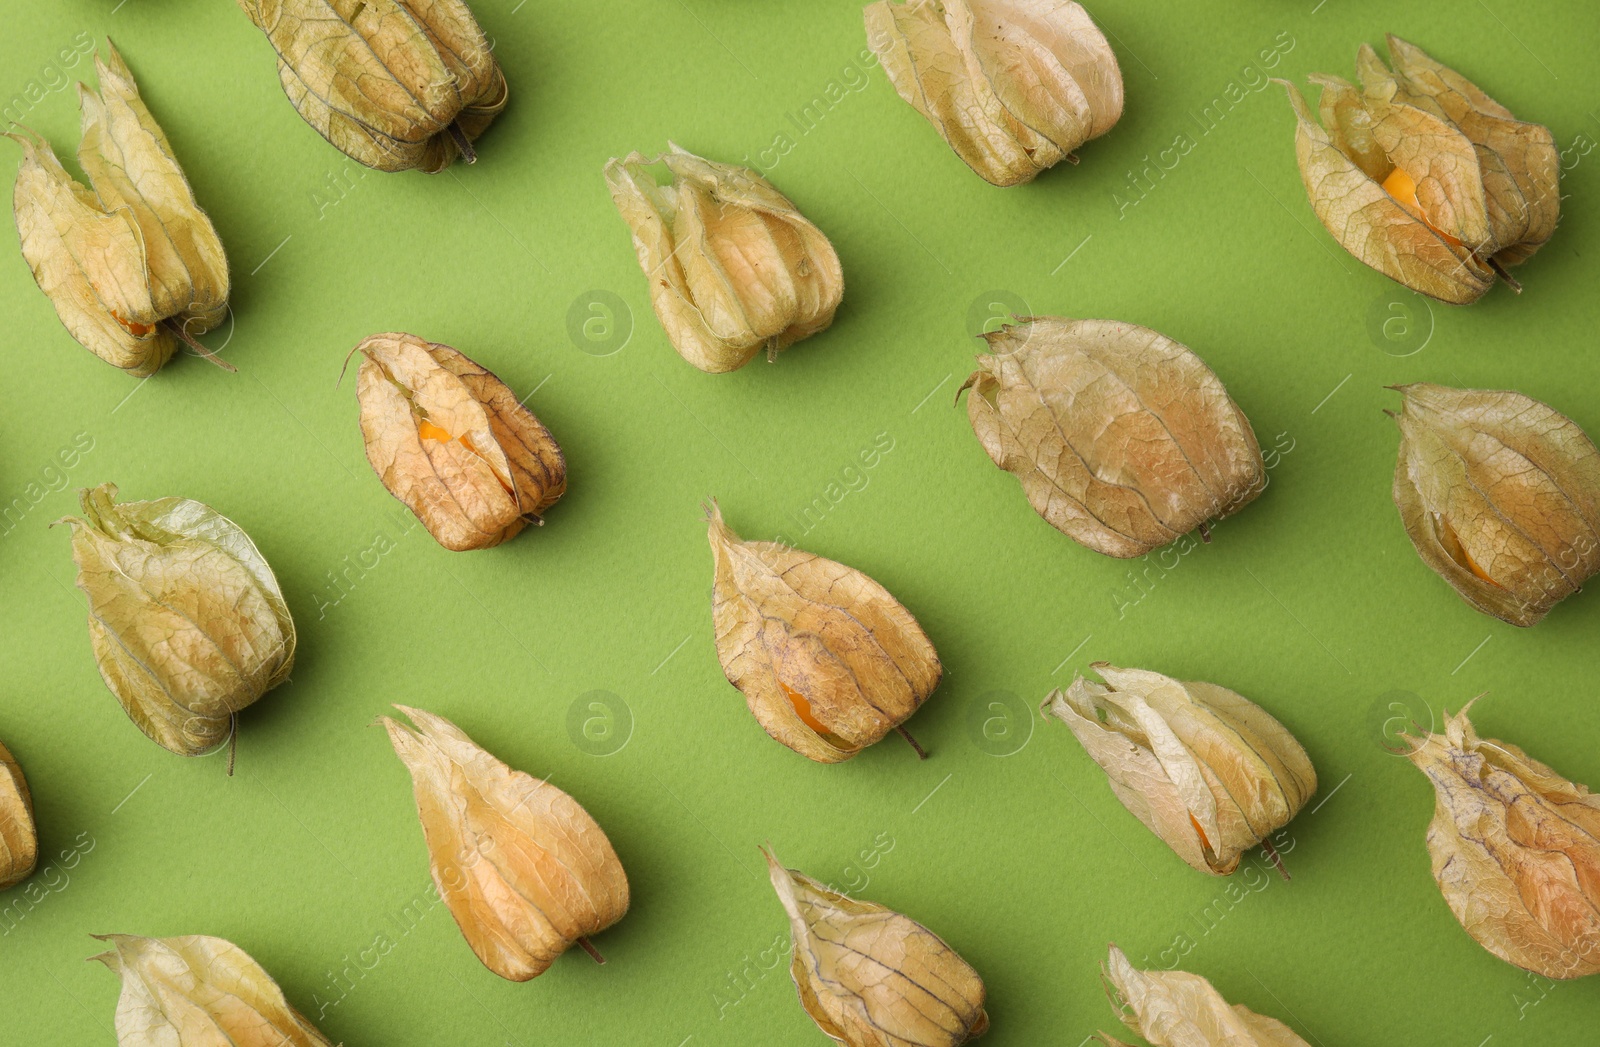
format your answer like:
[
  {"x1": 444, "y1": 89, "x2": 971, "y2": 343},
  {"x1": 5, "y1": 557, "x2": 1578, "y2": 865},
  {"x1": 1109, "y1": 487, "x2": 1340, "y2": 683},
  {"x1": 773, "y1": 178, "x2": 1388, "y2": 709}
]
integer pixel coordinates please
[{"x1": 1, "y1": 0, "x2": 1597, "y2": 1043}]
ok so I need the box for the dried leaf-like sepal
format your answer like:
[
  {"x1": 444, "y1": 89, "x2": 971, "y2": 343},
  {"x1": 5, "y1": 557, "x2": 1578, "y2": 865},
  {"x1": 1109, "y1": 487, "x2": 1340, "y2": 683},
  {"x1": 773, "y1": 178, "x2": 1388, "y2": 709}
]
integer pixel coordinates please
[
  {"x1": 1044, "y1": 664, "x2": 1316, "y2": 876},
  {"x1": 0, "y1": 741, "x2": 38, "y2": 890},
  {"x1": 865, "y1": 0, "x2": 1123, "y2": 186},
  {"x1": 1390, "y1": 383, "x2": 1600, "y2": 627},
  {"x1": 9, "y1": 43, "x2": 228, "y2": 376},
  {"x1": 960, "y1": 318, "x2": 1265, "y2": 558},
  {"x1": 1280, "y1": 36, "x2": 1558, "y2": 303},
  {"x1": 235, "y1": 0, "x2": 506, "y2": 172},
  {"x1": 1095, "y1": 945, "x2": 1311, "y2": 1046},
  {"x1": 56, "y1": 484, "x2": 295, "y2": 757},
  {"x1": 91, "y1": 934, "x2": 335, "y2": 1047},
  {"x1": 708, "y1": 502, "x2": 941, "y2": 763},
  {"x1": 766, "y1": 847, "x2": 989, "y2": 1047},
  {"x1": 605, "y1": 145, "x2": 843, "y2": 373},
  {"x1": 1406, "y1": 705, "x2": 1600, "y2": 979},
  {"x1": 382, "y1": 706, "x2": 630, "y2": 981},
  {"x1": 354, "y1": 332, "x2": 566, "y2": 551}
]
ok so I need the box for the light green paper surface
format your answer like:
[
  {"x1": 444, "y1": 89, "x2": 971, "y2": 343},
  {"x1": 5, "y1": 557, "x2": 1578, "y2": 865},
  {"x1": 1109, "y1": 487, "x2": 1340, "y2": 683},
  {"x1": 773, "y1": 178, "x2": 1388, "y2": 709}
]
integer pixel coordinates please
[{"x1": 1, "y1": 0, "x2": 1598, "y2": 1043}]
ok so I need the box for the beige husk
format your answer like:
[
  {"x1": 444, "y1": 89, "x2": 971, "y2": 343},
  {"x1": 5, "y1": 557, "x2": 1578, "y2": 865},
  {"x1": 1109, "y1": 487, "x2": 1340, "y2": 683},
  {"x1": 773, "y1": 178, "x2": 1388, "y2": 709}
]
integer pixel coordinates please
[
  {"x1": 0, "y1": 741, "x2": 37, "y2": 890},
  {"x1": 1094, "y1": 945, "x2": 1312, "y2": 1046}
]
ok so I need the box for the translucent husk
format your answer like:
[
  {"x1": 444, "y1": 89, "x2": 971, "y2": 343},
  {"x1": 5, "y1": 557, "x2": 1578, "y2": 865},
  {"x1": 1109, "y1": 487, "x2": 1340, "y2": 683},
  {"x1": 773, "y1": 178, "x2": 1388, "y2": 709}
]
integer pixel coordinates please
[
  {"x1": 605, "y1": 145, "x2": 843, "y2": 373},
  {"x1": 1094, "y1": 945, "x2": 1312, "y2": 1046},
  {"x1": 353, "y1": 332, "x2": 566, "y2": 551},
  {"x1": 865, "y1": 0, "x2": 1123, "y2": 186},
  {"x1": 766, "y1": 847, "x2": 989, "y2": 1046},
  {"x1": 1044, "y1": 664, "x2": 1316, "y2": 876},
  {"x1": 708, "y1": 501, "x2": 941, "y2": 763},
  {"x1": 0, "y1": 741, "x2": 38, "y2": 891}
]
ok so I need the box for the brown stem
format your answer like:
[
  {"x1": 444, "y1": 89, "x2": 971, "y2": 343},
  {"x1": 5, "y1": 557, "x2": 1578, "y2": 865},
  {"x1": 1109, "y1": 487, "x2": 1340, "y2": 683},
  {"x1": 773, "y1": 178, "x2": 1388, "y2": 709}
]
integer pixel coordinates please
[
  {"x1": 1063, "y1": 152, "x2": 1081, "y2": 166},
  {"x1": 1197, "y1": 520, "x2": 1212, "y2": 544},
  {"x1": 576, "y1": 937, "x2": 606, "y2": 964},
  {"x1": 1260, "y1": 836, "x2": 1289, "y2": 882},
  {"x1": 446, "y1": 120, "x2": 477, "y2": 164},
  {"x1": 895, "y1": 725, "x2": 929, "y2": 761},
  {"x1": 161, "y1": 318, "x2": 236, "y2": 372},
  {"x1": 227, "y1": 714, "x2": 238, "y2": 778},
  {"x1": 1488, "y1": 257, "x2": 1523, "y2": 294}
]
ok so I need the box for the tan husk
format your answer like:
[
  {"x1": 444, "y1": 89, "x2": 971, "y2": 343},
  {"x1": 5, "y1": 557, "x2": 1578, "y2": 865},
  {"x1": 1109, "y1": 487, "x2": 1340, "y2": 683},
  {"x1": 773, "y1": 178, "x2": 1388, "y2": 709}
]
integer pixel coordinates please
[
  {"x1": 708, "y1": 501, "x2": 941, "y2": 763},
  {"x1": 1405, "y1": 703, "x2": 1600, "y2": 979},
  {"x1": 353, "y1": 332, "x2": 566, "y2": 551},
  {"x1": 57, "y1": 484, "x2": 295, "y2": 758},
  {"x1": 765, "y1": 847, "x2": 989, "y2": 1047},
  {"x1": 1044, "y1": 664, "x2": 1316, "y2": 876},
  {"x1": 1280, "y1": 35, "x2": 1558, "y2": 303},
  {"x1": 865, "y1": 0, "x2": 1123, "y2": 186},
  {"x1": 0, "y1": 741, "x2": 38, "y2": 891},
  {"x1": 605, "y1": 145, "x2": 843, "y2": 373},
  {"x1": 1095, "y1": 944, "x2": 1312, "y2": 1046},
  {"x1": 1390, "y1": 383, "x2": 1600, "y2": 627},
  {"x1": 91, "y1": 934, "x2": 336, "y2": 1047},
  {"x1": 9, "y1": 43, "x2": 228, "y2": 376},
  {"x1": 960, "y1": 318, "x2": 1265, "y2": 558},
  {"x1": 381, "y1": 705, "x2": 630, "y2": 981},
  {"x1": 235, "y1": 0, "x2": 506, "y2": 172}
]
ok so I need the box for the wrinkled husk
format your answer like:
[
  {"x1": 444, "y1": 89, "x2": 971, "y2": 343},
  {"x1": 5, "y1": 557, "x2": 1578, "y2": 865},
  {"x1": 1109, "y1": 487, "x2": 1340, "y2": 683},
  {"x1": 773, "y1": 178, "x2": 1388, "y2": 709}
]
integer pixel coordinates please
[
  {"x1": 765, "y1": 847, "x2": 989, "y2": 1047},
  {"x1": 0, "y1": 741, "x2": 38, "y2": 891},
  {"x1": 865, "y1": 0, "x2": 1123, "y2": 186},
  {"x1": 382, "y1": 706, "x2": 630, "y2": 981},
  {"x1": 9, "y1": 43, "x2": 228, "y2": 376},
  {"x1": 605, "y1": 145, "x2": 843, "y2": 373},
  {"x1": 92, "y1": 934, "x2": 335, "y2": 1047},
  {"x1": 1390, "y1": 383, "x2": 1600, "y2": 627},
  {"x1": 1406, "y1": 705, "x2": 1600, "y2": 979},
  {"x1": 1045, "y1": 664, "x2": 1316, "y2": 876},
  {"x1": 961, "y1": 318, "x2": 1265, "y2": 558},
  {"x1": 354, "y1": 332, "x2": 566, "y2": 551},
  {"x1": 235, "y1": 0, "x2": 506, "y2": 173},
  {"x1": 57, "y1": 483, "x2": 296, "y2": 757},
  {"x1": 1280, "y1": 36, "x2": 1558, "y2": 303},
  {"x1": 708, "y1": 501, "x2": 941, "y2": 763},
  {"x1": 1095, "y1": 945, "x2": 1311, "y2": 1047}
]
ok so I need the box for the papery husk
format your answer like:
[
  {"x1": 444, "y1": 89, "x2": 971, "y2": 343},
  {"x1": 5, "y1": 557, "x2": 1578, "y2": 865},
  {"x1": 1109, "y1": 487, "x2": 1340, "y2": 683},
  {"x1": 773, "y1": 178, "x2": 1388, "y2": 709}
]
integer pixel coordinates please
[
  {"x1": 353, "y1": 332, "x2": 566, "y2": 551},
  {"x1": 604, "y1": 145, "x2": 843, "y2": 373},
  {"x1": 57, "y1": 483, "x2": 296, "y2": 757},
  {"x1": 1406, "y1": 704, "x2": 1600, "y2": 979},
  {"x1": 9, "y1": 43, "x2": 228, "y2": 376},
  {"x1": 708, "y1": 501, "x2": 941, "y2": 763},
  {"x1": 1095, "y1": 945, "x2": 1311, "y2": 1047},
  {"x1": 0, "y1": 741, "x2": 38, "y2": 891},
  {"x1": 960, "y1": 318, "x2": 1265, "y2": 558},
  {"x1": 91, "y1": 934, "x2": 336, "y2": 1047},
  {"x1": 865, "y1": 0, "x2": 1123, "y2": 186},
  {"x1": 765, "y1": 847, "x2": 989, "y2": 1047},
  {"x1": 1280, "y1": 36, "x2": 1558, "y2": 303},
  {"x1": 1390, "y1": 383, "x2": 1600, "y2": 628},
  {"x1": 381, "y1": 705, "x2": 629, "y2": 981},
  {"x1": 1044, "y1": 664, "x2": 1316, "y2": 876},
  {"x1": 235, "y1": 0, "x2": 507, "y2": 173}
]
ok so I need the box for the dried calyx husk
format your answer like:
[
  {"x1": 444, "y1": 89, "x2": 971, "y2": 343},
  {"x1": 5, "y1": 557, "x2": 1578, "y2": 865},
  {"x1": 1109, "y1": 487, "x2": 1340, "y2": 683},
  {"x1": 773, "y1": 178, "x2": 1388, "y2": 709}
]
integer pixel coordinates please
[
  {"x1": 1405, "y1": 703, "x2": 1600, "y2": 979},
  {"x1": 56, "y1": 483, "x2": 295, "y2": 762},
  {"x1": 1095, "y1": 945, "x2": 1312, "y2": 1047},
  {"x1": 235, "y1": 0, "x2": 506, "y2": 172},
  {"x1": 708, "y1": 501, "x2": 941, "y2": 763},
  {"x1": 960, "y1": 318, "x2": 1265, "y2": 558},
  {"x1": 1045, "y1": 664, "x2": 1316, "y2": 877},
  {"x1": 382, "y1": 706, "x2": 630, "y2": 980},
  {"x1": 9, "y1": 42, "x2": 229, "y2": 377},
  {"x1": 766, "y1": 847, "x2": 989, "y2": 1047},
  {"x1": 92, "y1": 934, "x2": 336, "y2": 1046},
  {"x1": 0, "y1": 741, "x2": 38, "y2": 891},
  {"x1": 1280, "y1": 36, "x2": 1558, "y2": 304},
  {"x1": 605, "y1": 145, "x2": 843, "y2": 373},
  {"x1": 351, "y1": 332, "x2": 566, "y2": 551},
  {"x1": 1389, "y1": 382, "x2": 1600, "y2": 627},
  {"x1": 864, "y1": 0, "x2": 1123, "y2": 186}
]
